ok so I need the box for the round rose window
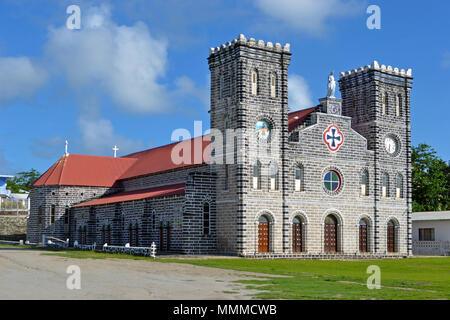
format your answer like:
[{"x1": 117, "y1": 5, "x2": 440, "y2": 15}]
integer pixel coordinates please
[{"x1": 323, "y1": 170, "x2": 342, "y2": 193}]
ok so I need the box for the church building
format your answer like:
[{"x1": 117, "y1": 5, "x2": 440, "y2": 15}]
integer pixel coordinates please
[{"x1": 27, "y1": 34, "x2": 413, "y2": 257}]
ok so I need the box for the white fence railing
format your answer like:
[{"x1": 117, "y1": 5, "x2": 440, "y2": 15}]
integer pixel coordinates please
[
  {"x1": 412, "y1": 241, "x2": 450, "y2": 256},
  {"x1": 102, "y1": 243, "x2": 157, "y2": 257},
  {"x1": 0, "y1": 197, "x2": 29, "y2": 212}
]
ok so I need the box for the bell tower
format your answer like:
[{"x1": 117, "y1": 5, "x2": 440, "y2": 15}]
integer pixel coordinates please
[
  {"x1": 207, "y1": 34, "x2": 291, "y2": 255},
  {"x1": 339, "y1": 62, "x2": 413, "y2": 255}
]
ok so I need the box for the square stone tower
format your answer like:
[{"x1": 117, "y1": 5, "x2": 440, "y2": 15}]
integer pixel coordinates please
[
  {"x1": 339, "y1": 62, "x2": 413, "y2": 255},
  {"x1": 208, "y1": 34, "x2": 291, "y2": 255}
]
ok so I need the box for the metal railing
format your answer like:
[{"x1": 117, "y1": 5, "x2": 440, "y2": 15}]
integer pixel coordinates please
[{"x1": 0, "y1": 197, "x2": 29, "y2": 213}]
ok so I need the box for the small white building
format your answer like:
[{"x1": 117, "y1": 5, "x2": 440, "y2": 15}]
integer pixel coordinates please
[{"x1": 412, "y1": 211, "x2": 450, "y2": 256}]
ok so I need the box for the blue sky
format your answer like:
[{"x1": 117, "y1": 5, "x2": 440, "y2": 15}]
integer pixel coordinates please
[{"x1": 0, "y1": 0, "x2": 449, "y2": 175}]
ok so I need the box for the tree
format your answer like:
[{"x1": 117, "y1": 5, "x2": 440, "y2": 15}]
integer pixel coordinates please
[
  {"x1": 6, "y1": 169, "x2": 41, "y2": 193},
  {"x1": 412, "y1": 144, "x2": 449, "y2": 212}
]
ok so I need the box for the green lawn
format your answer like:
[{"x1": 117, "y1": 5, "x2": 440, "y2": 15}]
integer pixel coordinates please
[
  {"x1": 1, "y1": 244, "x2": 449, "y2": 300},
  {"x1": 161, "y1": 257, "x2": 450, "y2": 300}
]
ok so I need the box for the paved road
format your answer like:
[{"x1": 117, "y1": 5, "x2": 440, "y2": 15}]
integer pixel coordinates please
[{"x1": 0, "y1": 248, "x2": 265, "y2": 300}]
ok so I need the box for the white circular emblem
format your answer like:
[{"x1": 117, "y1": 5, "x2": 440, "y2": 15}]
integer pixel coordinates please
[
  {"x1": 323, "y1": 124, "x2": 344, "y2": 152},
  {"x1": 384, "y1": 136, "x2": 398, "y2": 154}
]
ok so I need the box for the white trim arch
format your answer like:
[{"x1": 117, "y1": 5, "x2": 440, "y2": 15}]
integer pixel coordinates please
[{"x1": 254, "y1": 209, "x2": 276, "y2": 225}]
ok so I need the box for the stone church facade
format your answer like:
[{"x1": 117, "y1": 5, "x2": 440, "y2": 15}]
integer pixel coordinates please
[{"x1": 27, "y1": 34, "x2": 413, "y2": 257}]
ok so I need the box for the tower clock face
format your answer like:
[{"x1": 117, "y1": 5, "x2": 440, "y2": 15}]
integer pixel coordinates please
[{"x1": 384, "y1": 136, "x2": 398, "y2": 155}]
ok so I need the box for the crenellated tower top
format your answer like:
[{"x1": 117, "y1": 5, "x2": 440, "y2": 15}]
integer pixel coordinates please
[
  {"x1": 339, "y1": 61, "x2": 412, "y2": 79},
  {"x1": 209, "y1": 33, "x2": 290, "y2": 57}
]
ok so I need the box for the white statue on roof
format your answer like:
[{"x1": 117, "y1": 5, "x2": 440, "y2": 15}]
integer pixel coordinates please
[{"x1": 327, "y1": 71, "x2": 336, "y2": 98}]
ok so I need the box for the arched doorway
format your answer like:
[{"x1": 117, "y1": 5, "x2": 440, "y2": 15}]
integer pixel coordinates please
[
  {"x1": 387, "y1": 220, "x2": 396, "y2": 252},
  {"x1": 258, "y1": 215, "x2": 270, "y2": 253},
  {"x1": 359, "y1": 219, "x2": 368, "y2": 253},
  {"x1": 292, "y1": 217, "x2": 303, "y2": 253},
  {"x1": 324, "y1": 215, "x2": 338, "y2": 253}
]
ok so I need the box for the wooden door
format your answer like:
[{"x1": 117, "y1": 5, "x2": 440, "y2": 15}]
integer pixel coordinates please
[
  {"x1": 359, "y1": 225, "x2": 368, "y2": 252},
  {"x1": 166, "y1": 227, "x2": 171, "y2": 251},
  {"x1": 292, "y1": 222, "x2": 303, "y2": 252},
  {"x1": 387, "y1": 224, "x2": 395, "y2": 252},
  {"x1": 258, "y1": 222, "x2": 269, "y2": 253},
  {"x1": 324, "y1": 224, "x2": 337, "y2": 252}
]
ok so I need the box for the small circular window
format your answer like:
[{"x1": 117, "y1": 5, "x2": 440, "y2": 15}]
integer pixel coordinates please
[{"x1": 323, "y1": 170, "x2": 342, "y2": 193}]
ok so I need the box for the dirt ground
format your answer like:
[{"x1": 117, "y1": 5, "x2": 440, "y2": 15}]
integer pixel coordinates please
[{"x1": 0, "y1": 247, "x2": 273, "y2": 300}]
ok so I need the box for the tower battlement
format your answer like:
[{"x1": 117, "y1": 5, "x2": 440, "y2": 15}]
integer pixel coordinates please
[
  {"x1": 339, "y1": 61, "x2": 413, "y2": 79},
  {"x1": 209, "y1": 33, "x2": 290, "y2": 57}
]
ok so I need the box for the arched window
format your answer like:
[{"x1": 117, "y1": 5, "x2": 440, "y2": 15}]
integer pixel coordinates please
[
  {"x1": 270, "y1": 73, "x2": 276, "y2": 98},
  {"x1": 129, "y1": 224, "x2": 133, "y2": 246},
  {"x1": 83, "y1": 226, "x2": 87, "y2": 244},
  {"x1": 294, "y1": 164, "x2": 304, "y2": 192},
  {"x1": 38, "y1": 206, "x2": 43, "y2": 225},
  {"x1": 230, "y1": 70, "x2": 235, "y2": 96},
  {"x1": 251, "y1": 70, "x2": 258, "y2": 95},
  {"x1": 203, "y1": 202, "x2": 210, "y2": 235},
  {"x1": 224, "y1": 164, "x2": 229, "y2": 190},
  {"x1": 396, "y1": 174, "x2": 403, "y2": 199},
  {"x1": 395, "y1": 95, "x2": 401, "y2": 117},
  {"x1": 107, "y1": 225, "x2": 111, "y2": 244},
  {"x1": 50, "y1": 205, "x2": 56, "y2": 224},
  {"x1": 253, "y1": 161, "x2": 261, "y2": 190},
  {"x1": 135, "y1": 224, "x2": 139, "y2": 247},
  {"x1": 270, "y1": 162, "x2": 278, "y2": 191},
  {"x1": 382, "y1": 173, "x2": 389, "y2": 198},
  {"x1": 361, "y1": 170, "x2": 369, "y2": 196},
  {"x1": 78, "y1": 227, "x2": 82, "y2": 244},
  {"x1": 64, "y1": 206, "x2": 70, "y2": 224},
  {"x1": 219, "y1": 74, "x2": 224, "y2": 99},
  {"x1": 101, "y1": 225, "x2": 106, "y2": 244},
  {"x1": 152, "y1": 210, "x2": 156, "y2": 230},
  {"x1": 382, "y1": 93, "x2": 387, "y2": 115}
]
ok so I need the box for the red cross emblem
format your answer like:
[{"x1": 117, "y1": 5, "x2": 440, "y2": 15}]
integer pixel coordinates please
[{"x1": 323, "y1": 124, "x2": 344, "y2": 152}]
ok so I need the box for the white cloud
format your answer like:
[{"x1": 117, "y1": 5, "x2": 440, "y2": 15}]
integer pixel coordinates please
[
  {"x1": 174, "y1": 76, "x2": 209, "y2": 106},
  {"x1": 45, "y1": 5, "x2": 170, "y2": 114},
  {"x1": 254, "y1": 0, "x2": 362, "y2": 35},
  {"x1": 31, "y1": 136, "x2": 65, "y2": 159},
  {"x1": 289, "y1": 74, "x2": 314, "y2": 110},
  {"x1": 0, "y1": 57, "x2": 47, "y2": 105},
  {"x1": 78, "y1": 116, "x2": 146, "y2": 156}
]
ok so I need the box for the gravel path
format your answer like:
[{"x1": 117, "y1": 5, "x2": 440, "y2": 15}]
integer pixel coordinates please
[{"x1": 0, "y1": 248, "x2": 269, "y2": 300}]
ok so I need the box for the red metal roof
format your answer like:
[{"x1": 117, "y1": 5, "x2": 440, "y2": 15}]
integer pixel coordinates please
[
  {"x1": 32, "y1": 135, "x2": 210, "y2": 187},
  {"x1": 73, "y1": 183, "x2": 185, "y2": 208},
  {"x1": 120, "y1": 134, "x2": 210, "y2": 180},
  {"x1": 32, "y1": 154, "x2": 137, "y2": 188},
  {"x1": 288, "y1": 106, "x2": 318, "y2": 131},
  {"x1": 33, "y1": 107, "x2": 318, "y2": 188}
]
